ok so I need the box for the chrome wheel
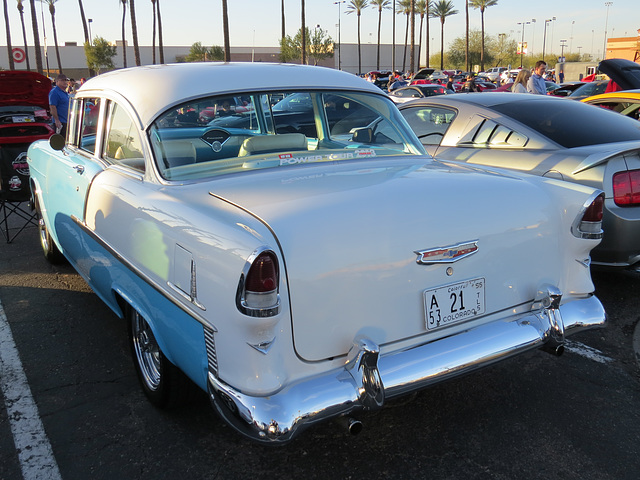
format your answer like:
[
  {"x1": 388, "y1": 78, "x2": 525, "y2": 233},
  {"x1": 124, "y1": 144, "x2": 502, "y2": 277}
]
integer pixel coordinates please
[{"x1": 131, "y1": 311, "x2": 162, "y2": 391}]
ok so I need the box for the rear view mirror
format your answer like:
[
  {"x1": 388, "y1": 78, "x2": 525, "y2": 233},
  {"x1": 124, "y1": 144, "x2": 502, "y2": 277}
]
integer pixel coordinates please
[{"x1": 49, "y1": 134, "x2": 65, "y2": 151}]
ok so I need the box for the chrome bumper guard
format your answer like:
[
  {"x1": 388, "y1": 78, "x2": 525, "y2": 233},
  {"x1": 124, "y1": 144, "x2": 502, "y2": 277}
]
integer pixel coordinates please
[{"x1": 208, "y1": 290, "x2": 605, "y2": 444}]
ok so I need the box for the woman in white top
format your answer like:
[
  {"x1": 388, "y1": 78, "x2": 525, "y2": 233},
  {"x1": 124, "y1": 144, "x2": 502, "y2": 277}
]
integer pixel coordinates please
[{"x1": 512, "y1": 69, "x2": 532, "y2": 93}]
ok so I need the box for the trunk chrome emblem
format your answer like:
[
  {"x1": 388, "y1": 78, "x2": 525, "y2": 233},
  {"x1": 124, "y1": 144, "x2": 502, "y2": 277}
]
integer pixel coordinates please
[{"x1": 415, "y1": 241, "x2": 479, "y2": 264}]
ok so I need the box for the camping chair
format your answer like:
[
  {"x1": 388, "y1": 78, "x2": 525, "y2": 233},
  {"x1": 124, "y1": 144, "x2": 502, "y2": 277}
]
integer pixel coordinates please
[{"x1": 0, "y1": 144, "x2": 38, "y2": 243}]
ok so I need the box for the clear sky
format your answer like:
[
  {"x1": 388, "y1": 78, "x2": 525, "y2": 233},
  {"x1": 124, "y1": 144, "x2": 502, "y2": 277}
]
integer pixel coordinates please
[{"x1": 3, "y1": 0, "x2": 637, "y2": 61}]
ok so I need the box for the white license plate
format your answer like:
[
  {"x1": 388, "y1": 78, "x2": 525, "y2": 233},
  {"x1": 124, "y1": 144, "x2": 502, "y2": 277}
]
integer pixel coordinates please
[
  {"x1": 423, "y1": 277, "x2": 485, "y2": 331},
  {"x1": 12, "y1": 115, "x2": 33, "y2": 123}
]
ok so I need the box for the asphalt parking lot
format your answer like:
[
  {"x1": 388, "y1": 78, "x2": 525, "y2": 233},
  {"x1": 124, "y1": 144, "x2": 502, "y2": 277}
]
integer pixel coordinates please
[{"x1": 1, "y1": 223, "x2": 639, "y2": 480}]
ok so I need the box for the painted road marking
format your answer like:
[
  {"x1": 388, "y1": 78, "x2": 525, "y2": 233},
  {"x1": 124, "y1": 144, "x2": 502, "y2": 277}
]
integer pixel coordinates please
[
  {"x1": 0, "y1": 300, "x2": 62, "y2": 480},
  {"x1": 565, "y1": 340, "x2": 614, "y2": 364}
]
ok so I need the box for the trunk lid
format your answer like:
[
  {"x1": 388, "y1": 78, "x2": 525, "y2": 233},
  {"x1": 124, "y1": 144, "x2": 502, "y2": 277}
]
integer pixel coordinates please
[{"x1": 212, "y1": 158, "x2": 577, "y2": 361}]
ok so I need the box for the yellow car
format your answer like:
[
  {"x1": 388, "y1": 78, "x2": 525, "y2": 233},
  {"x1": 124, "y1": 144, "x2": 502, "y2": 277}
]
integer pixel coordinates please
[{"x1": 582, "y1": 89, "x2": 640, "y2": 120}]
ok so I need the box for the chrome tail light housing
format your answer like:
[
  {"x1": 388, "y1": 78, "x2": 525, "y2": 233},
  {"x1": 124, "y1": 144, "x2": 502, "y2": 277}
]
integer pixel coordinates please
[
  {"x1": 236, "y1": 248, "x2": 280, "y2": 317},
  {"x1": 571, "y1": 192, "x2": 604, "y2": 240}
]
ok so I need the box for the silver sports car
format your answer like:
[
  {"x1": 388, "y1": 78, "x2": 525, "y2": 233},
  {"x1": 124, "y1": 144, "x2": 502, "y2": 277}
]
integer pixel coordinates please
[{"x1": 399, "y1": 93, "x2": 640, "y2": 270}]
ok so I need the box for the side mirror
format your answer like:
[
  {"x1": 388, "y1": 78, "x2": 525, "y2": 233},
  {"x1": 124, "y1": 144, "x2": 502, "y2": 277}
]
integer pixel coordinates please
[
  {"x1": 352, "y1": 127, "x2": 374, "y2": 144},
  {"x1": 49, "y1": 133, "x2": 65, "y2": 151}
]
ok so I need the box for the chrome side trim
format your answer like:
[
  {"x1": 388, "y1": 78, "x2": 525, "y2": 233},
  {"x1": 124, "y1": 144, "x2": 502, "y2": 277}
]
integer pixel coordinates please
[
  {"x1": 71, "y1": 216, "x2": 216, "y2": 331},
  {"x1": 207, "y1": 293, "x2": 605, "y2": 444},
  {"x1": 204, "y1": 326, "x2": 218, "y2": 376}
]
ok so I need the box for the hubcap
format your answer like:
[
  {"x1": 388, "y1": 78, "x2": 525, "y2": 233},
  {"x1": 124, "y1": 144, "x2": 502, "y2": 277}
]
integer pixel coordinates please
[{"x1": 132, "y1": 312, "x2": 162, "y2": 391}]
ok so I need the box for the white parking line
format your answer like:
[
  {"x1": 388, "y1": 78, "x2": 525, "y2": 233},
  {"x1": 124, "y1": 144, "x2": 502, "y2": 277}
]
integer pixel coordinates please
[
  {"x1": 0, "y1": 301, "x2": 62, "y2": 480},
  {"x1": 565, "y1": 340, "x2": 614, "y2": 364}
]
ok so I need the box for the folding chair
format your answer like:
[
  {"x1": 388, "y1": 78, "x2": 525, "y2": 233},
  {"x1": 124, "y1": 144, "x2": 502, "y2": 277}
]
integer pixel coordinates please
[{"x1": 0, "y1": 144, "x2": 38, "y2": 243}]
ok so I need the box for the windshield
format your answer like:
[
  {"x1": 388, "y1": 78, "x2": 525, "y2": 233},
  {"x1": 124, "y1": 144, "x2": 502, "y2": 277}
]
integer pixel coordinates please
[
  {"x1": 149, "y1": 90, "x2": 425, "y2": 181},
  {"x1": 491, "y1": 98, "x2": 640, "y2": 148}
]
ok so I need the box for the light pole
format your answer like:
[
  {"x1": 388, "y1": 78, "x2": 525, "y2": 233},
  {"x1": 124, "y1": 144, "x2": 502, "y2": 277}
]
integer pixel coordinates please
[
  {"x1": 603, "y1": 2, "x2": 613, "y2": 61},
  {"x1": 577, "y1": 46, "x2": 582, "y2": 60},
  {"x1": 88, "y1": 18, "x2": 93, "y2": 43},
  {"x1": 530, "y1": 19, "x2": 536, "y2": 57},
  {"x1": 569, "y1": 20, "x2": 575, "y2": 52},
  {"x1": 542, "y1": 18, "x2": 552, "y2": 62},
  {"x1": 560, "y1": 39, "x2": 567, "y2": 61},
  {"x1": 517, "y1": 21, "x2": 530, "y2": 68},
  {"x1": 333, "y1": 1, "x2": 345, "y2": 70}
]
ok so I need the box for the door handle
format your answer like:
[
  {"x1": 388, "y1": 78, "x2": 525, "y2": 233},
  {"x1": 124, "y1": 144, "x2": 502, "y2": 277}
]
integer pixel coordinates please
[{"x1": 73, "y1": 165, "x2": 85, "y2": 175}]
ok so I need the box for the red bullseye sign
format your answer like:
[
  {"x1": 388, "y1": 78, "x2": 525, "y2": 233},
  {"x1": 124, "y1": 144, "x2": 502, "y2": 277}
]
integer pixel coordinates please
[{"x1": 12, "y1": 47, "x2": 26, "y2": 63}]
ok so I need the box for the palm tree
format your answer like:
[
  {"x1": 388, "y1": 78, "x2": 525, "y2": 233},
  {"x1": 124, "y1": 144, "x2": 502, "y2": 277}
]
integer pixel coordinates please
[
  {"x1": 371, "y1": 0, "x2": 390, "y2": 70},
  {"x1": 469, "y1": 0, "x2": 498, "y2": 71},
  {"x1": 433, "y1": 0, "x2": 458, "y2": 70},
  {"x1": 3, "y1": 0, "x2": 14, "y2": 70},
  {"x1": 300, "y1": 0, "x2": 306, "y2": 64},
  {"x1": 281, "y1": 0, "x2": 285, "y2": 42},
  {"x1": 397, "y1": 0, "x2": 410, "y2": 72},
  {"x1": 409, "y1": 0, "x2": 415, "y2": 74},
  {"x1": 17, "y1": 0, "x2": 31, "y2": 70},
  {"x1": 415, "y1": 0, "x2": 429, "y2": 71},
  {"x1": 151, "y1": 0, "x2": 157, "y2": 63},
  {"x1": 156, "y1": 0, "x2": 164, "y2": 63},
  {"x1": 42, "y1": 0, "x2": 62, "y2": 73},
  {"x1": 346, "y1": 0, "x2": 368, "y2": 74},
  {"x1": 464, "y1": 0, "x2": 469, "y2": 71},
  {"x1": 29, "y1": 0, "x2": 43, "y2": 73},
  {"x1": 129, "y1": 0, "x2": 141, "y2": 65},
  {"x1": 120, "y1": 0, "x2": 127, "y2": 68},
  {"x1": 423, "y1": 0, "x2": 431, "y2": 67},
  {"x1": 222, "y1": 0, "x2": 230, "y2": 61},
  {"x1": 76, "y1": 0, "x2": 94, "y2": 76}
]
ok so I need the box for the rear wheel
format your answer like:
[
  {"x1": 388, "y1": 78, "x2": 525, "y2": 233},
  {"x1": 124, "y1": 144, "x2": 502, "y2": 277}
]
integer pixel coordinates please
[
  {"x1": 34, "y1": 196, "x2": 65, "y2": 264},
  {"x1": 128, "y1": 308, "x2": 195, "y2": 408}
]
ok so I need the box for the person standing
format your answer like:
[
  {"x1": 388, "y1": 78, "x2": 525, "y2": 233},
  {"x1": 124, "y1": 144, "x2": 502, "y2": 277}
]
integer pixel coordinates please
[
  {"x1": 512, "y1": 69, "x2": 532, "y2": 93},
  {"x1": 527, "y1": 61, "x2": 548, "y2": 94},
  {"x1": 49, "y1": 74, "x2": 70, "y2": 137},
  {"x1": 446, "y1": 76, "x2": 455, "y2": 91}
]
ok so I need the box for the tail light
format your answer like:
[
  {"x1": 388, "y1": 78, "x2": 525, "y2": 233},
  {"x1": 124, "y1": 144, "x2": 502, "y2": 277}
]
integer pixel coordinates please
[
  {"x1": 236, "y1": 249, "x2": 280, "y2": 317},
  {"x1": 613, "y1": 169, "x2": 640, "y2": 206},
  {"x1": 572, "y1": 193, "x2": 604, "y2": 239}
]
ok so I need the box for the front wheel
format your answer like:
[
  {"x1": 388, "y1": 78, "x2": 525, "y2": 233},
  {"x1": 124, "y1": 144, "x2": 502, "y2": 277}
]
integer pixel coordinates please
[
  {"x1": 34, "y1": 196, "x2": 66, "y2": 264},
  {"x1": 128, "y1": 308, "x2": 195, "y2": 408}
]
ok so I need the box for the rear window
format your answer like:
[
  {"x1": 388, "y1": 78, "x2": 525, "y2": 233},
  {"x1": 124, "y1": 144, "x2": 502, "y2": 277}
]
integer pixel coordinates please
[{"x1": 491, "y1": 99, "x2": 640, "y2": 148}]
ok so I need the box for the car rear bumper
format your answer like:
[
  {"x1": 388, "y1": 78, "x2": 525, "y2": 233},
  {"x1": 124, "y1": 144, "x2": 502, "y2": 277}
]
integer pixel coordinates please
[{"x1": 207, "y1": 289, "x2": 605, "y2": 444}]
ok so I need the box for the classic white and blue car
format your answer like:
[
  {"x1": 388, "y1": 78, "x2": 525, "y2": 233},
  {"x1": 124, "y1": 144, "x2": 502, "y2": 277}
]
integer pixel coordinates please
[{"x1": 28, "y1": 63, "x2": 606, "y2": 443}]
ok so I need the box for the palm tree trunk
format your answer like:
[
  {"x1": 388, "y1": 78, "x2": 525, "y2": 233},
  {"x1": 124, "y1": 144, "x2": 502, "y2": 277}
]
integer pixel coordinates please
[
  {"x1": 357, "y1": 13, "x2": 361, "y2": 73},
  {"x1": 402, "y1": 13, "x2": 408, "y2": 72},
  {"x1": 157, "y1": 0, "x2": 164, "y2": 63},
  {"x1": 417, "y1": 13, "x2": 423, "y2": 71},
  {"x1": 129, "y1": 0, "x2": 141, "y2": 66},
  {"x1": 376, "y1": 8, "x2": 382, "y2": 70},
  {"x1": 50, "y1": 7, "x2": 62, "y2": 73},
  {"x1": 152, "y1": 0, "x2": 157, "y2": 64},
  {"x1": 222, "y1": 0, "x2": 230, "y2": 61},
  {"x1": 301, "y1": 0, "x2": 306, "y2": 65},
  {"x1": 18, "y1": 2, "x2": 31, "y2": 70},
  {"x1": 425, "y1": 1, "x2": 429, "y2": 67},
  {"x1": 76, "y1": 0, "x2": 94, "y2": 76},
  {"x1": 440, "y1": 18, "x2": 444, "y2": 70},
  {"x1": 409, "y1": 0, "x2": 415, "y2": 74},
  {"x1": 121, "y1": 2, "x2": 127, "y2": 68},
  {"x1": 281, "y1": 0, "x2": 285, "y2": 41},
  {"x1": 3, "y1": 0, "x2": 15, "y2": 70},
  {"x1": 480, "y1": 9, "x2": 485, "y2": 71},
  {"x1": 465, "y1": 0, "x2": 469, "y2": 71},
  {"x1": 29, "y1": 0, "x2": 42, "y2": 73}
]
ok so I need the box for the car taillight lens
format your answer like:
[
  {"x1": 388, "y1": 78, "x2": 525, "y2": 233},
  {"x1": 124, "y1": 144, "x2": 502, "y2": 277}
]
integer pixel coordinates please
[
  {"x1": 613, "y1": 170, "x2": 640, "y2": 206},
  {"x1": 237, "y1": 250, "x2": 280, "y2": 317},
  {"x1": 572, "y1": 193, "x2": 604, "y2": 239}
]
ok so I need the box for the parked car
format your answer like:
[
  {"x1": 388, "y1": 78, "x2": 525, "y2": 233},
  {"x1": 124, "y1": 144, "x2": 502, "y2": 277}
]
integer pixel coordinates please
[
  {"x1": 28, "y1": 63, "x2": 606, "y2": 443},
  {"x1": 484, "y1": 67, "x2": 507, "y2": 82},
  {"x1": 568, "y1": 80, "x2": 610, "y2": 100},
  {"x1": 398, "y1": 92, "x2": 640, "y2": 269},
  {"x1": 583, "y1": 89, "x2": 640, "y2": 120},
  {"x1": 390, "y1": 84, "x2": 454, "y2": 103},
  {"x1": 548, "y1": 82, "x2": 586, "y2": 97}
]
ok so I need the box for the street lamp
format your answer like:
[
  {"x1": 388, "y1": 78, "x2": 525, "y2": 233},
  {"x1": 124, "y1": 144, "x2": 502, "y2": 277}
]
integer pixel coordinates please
[
  {"x1": 530, "y1": 19, "x2": 536, "y2": 57},
  {"x1": 542, "y1": 18, "x2": 552, "y2": 62},
  {"x1": 603, "y1": 2, "x2": 613, "y2": 61},
  {"x1": 333, "y1": 1, "x2": 345, "y2": 70},
  {"x1": 88, "y1": 18, "x2": 93, "y2": 43},
  {"x1": 560, "y1": 39, "x2": 567, "y2": 62},
  {"x1": 517, "y1": 21, "x2": 530, "y2": 68}
]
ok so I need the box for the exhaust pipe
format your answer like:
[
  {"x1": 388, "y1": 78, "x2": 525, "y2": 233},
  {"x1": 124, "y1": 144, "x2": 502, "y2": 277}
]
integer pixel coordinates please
[
  {"x1": 337, "y1": 416, "x2": 363, "y2": 436},
  {"x1": 542, "y1": 343, "x2": 565, "y2": 357}
]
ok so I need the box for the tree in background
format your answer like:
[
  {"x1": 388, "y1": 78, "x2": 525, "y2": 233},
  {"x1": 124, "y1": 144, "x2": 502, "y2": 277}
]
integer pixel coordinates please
[
  {"x1": 370, "y1": 0, "x2": 391, "y2": 71},
  {"x1": 346, "y1": 0, "x2": 368, "y2": 74},
  {"x1": 129, "y1": 0, "x2": 141, "y2": 65},
  {"x1": 120, "y1": 0, "x2": 127, "y2": 68},
  {"x1": 42, "y1": 0, "x2": 63, "y2": 73},
  {"x1": 184, "y1": 42, "x2": 224, "y2": 62},
  {"x1": 3, "y1": 0, "x2": 14, "y2": 70},
  {"x1": 222, "y1": 0, "x2": 230, "y2": 61},
  {"x1": 156, "y1": 0, "x2": 164, "y2": 63},
  {"x1": 433, "y1": 0, "x2": 458, "y2": 70},
  {"x1": 84, "y1": 36, "x2": 117, "y2": 74},
  {"x1": 469, "y1": 0, "x2": 498, "y2": 71},
  {"x1": 16, "y1": 0, "x2": 30, "y2": 70},
  {"x1": 280, "y1": 27, "x2": 334, "y2": 65},
  {"x1": 28, "y1": 0, "x2": 43, "y2": 73}
]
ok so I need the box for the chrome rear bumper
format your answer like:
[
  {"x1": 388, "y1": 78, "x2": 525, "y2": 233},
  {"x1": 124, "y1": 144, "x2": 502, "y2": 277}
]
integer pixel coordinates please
[{"x1": 207, "y1": 291, "x2": 605, "y2": 444}]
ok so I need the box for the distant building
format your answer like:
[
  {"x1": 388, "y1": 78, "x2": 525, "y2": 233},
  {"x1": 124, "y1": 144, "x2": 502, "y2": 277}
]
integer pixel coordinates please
[{"x1": 605, "y1": 30, "x2": 640, "y2": 62}]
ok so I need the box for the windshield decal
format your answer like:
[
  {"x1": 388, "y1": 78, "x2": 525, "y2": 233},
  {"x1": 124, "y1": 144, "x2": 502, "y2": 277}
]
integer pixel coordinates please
[{"x1": 278, "y1": 149, "x2": 377, "y2": 166}]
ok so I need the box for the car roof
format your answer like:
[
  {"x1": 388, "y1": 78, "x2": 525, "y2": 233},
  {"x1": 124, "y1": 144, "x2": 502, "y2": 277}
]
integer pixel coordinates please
[
  {"x1": 79, "y1": 62, "x2": 383, "y2": 127},
  {"x1": 399, "y1": 91, "x2": 566, "y2": 109}
]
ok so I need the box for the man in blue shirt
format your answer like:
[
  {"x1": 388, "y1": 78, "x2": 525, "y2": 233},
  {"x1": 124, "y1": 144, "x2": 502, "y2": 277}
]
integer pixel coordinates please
[
  {"x1": 49, "y1": 74, "x2": 70, "y2": 137},
  {"x1": 527, "y1": 60, "x2": 548, "y2": 95}
]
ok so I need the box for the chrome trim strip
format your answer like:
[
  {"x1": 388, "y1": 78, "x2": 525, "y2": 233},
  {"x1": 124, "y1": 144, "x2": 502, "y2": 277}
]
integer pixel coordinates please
[
  {"x1": 208, "y1": 294, "x2": 605, "y2": 444},
  {"x1": 71, "y1": 215, "x2": 215, "y2": 331}
]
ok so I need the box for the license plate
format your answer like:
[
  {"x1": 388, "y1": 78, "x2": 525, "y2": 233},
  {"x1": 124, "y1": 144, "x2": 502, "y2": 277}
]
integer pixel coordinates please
[
  {"x1": 423, "y1": 277, "x2": 485, "y2": 331},
  {"x1": 12, "y1": 115, "x2": 33, "y2": 123}
]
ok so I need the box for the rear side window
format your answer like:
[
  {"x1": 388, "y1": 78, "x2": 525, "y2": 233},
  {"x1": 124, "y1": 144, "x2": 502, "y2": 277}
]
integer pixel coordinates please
[
  {"x1": 491, "y1": 99, "x2": 640, "y2": 148},
  {"x1": 400, "y1": 106, "x2": 457, "y2": 145}
]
